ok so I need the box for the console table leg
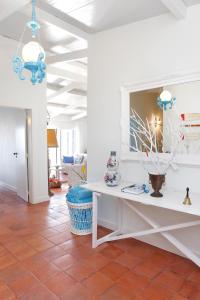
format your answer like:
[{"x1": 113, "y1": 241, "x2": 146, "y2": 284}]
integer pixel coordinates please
[
  {"x1": 92, "y1": 192, "x2": 99, "y2": 248},
  {"x1": 123, "y1": 199, "x2": 200, "y2": 267},
  {"x1": 118, "y1": 198, "x2": 123, "y2": 233}
]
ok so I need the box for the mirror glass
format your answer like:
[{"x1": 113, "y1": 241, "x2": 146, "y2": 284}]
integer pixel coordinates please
[{"x1": 129, "y1": 81, "x2": 200, "y2": 155}]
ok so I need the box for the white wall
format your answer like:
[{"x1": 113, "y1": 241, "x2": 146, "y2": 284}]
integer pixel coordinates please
[
  {"x1": 0, "y1": 107, "x2": 18, "y2": 191},
  {"x1": 78, "y1": 118, "x2": 87, "y2": 153},
  {"x1": 0, "y1": 36, "x2": 48, "y2": 204},
  {"x1": 88, "y1": 6, "x2": 200, "y2": 255}
]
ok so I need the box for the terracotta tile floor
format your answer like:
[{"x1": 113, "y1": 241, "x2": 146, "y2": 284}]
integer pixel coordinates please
[{"x1": 0, "y1": 186, "x2": 199, "y2": 299}]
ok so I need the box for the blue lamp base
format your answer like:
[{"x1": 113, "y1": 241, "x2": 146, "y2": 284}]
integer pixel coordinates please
[
  {"x1": 13, "y1": 53, "x2": 46, "y2": 85},
  {"x1": 157, "y1": 97, "x2": 176, "y2": 110}
]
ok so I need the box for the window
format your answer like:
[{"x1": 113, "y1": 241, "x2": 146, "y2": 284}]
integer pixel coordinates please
[{"x1": 48, "y1": 127, "x2": 80, "y2": 166}]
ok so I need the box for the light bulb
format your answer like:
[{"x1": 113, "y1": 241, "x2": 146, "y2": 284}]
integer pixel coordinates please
[
  {"x1": 22, "y1": 41, "x2": 45, "y2": 62},
  {"x1": 160, "y1": 90, "x2": 172, "y2": 102}
]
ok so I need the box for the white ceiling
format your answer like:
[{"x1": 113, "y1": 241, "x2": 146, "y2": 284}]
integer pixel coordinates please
[
  {"x1": 0, "y1": 12, "x2": 74, "y2": 52},
  {"x1": 45, "y1": 0, "x2": 168, "y2": 32},
  {"x1": 44, "y1": 0, "x2": 200, "y2": 32},
  {"x1": 1, "y1": 0, "x2": 200, "y2": 122}
]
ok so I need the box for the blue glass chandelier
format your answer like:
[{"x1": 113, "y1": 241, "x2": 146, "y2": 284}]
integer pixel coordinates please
[
  {"x1": 13, "y1": 0, "x2": 46, "y2": 85},
  {"x1": 157, "y1": 90, "x2": 176, "y2": 110}
]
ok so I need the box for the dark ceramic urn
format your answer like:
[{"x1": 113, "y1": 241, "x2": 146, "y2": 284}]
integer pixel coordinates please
[{"x1": 149, "y1": 174, "x2": 165, "y2": 198}]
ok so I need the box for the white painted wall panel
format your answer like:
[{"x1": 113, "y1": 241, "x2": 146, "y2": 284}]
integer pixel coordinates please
[
  {"x1": 88, "y1": 6, "x2": 200, "y2": 255},
  {"x1": 0, "y1": 36, "x2": 48, "y2": 204},
  {"x1": 0, "y1": 107, "x2": 18, "y2": 191}
]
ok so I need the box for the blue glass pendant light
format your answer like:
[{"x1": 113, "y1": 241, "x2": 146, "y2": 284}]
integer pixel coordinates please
[
  {"x1": 13, "y1": 0, "x2": 46, "y2": 85},
  {"x1": 157, "y1": 90, "x2": 176, "y2": 110}
]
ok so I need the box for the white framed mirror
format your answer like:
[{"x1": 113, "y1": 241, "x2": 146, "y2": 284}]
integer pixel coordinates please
[{"x1": 121, "y1": 70, "x2": 200, "y2": 166}]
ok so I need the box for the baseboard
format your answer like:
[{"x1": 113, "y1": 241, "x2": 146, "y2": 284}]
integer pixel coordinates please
[
  {"x1": 0, "y1": 182, "x2": 49, "y2": 205},
  {"x1": 0, "y1": 181, "x2": 17, "y2": 192},
  {"x1": 30, "y1": 195, "x2": 50, "y2": 204},
  {"x1": 98, "y1": 218, "x2": 117, "y2": 231}
]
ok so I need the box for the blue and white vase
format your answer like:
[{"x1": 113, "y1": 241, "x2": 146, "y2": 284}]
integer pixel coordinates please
[{"x1": 104, "y1": 151, "x2": 121, "y2": 187}]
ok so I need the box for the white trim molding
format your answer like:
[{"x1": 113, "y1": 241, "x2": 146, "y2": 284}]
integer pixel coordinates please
[{"x1": 120, "y1": 68, "x2": 200, "y2": 166}]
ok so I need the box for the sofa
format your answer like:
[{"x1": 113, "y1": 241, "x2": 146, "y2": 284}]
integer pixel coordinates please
[{"x1": 61, "y1": 154, "x2": 87, "y2": 186}]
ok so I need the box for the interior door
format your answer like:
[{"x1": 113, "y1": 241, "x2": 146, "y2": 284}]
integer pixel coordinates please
[{"x1": 15, "y1": 110, "x2": 29, "y2": 202}]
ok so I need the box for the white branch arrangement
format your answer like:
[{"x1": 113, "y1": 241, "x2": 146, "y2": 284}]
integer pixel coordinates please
[{"x1": 130, "y1": 109, "x2": 184, "y2": 175}]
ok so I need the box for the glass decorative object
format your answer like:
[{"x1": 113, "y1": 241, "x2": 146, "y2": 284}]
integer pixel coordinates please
[
  {"x1": 104, "y1": 151, "x2": 121, "y2": 187},
  {"x1": 12, "y1": 0, "x2": 46, "y2": 85}
]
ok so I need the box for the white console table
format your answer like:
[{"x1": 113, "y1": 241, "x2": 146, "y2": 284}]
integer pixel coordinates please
[{"x1": 84, "y1": 182, "x2": 200, "y2": 267}]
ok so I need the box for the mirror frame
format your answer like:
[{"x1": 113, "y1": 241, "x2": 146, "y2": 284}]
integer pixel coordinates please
[{"x1": 120, "y1": 69, "x2": 200, "y2": 166}]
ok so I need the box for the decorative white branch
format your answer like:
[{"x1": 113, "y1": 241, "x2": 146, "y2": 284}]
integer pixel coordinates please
[{"x1": 130, "y1": 109, "x2": 184, "y2": 174}]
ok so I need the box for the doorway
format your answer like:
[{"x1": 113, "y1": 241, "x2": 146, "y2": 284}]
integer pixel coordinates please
[{"x1": 0, "y1": 107, "x2": 29, "y2": 202}]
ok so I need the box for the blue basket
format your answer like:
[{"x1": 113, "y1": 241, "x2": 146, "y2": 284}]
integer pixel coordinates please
[
  {"x1": 66, "y1": 186, "x2": 93, "y2": 204},
  {"x1": 67, "y1": 201, "x2": 92, "y2": 235},
  {"x1": 66, "y1": 186, "x2": 93, "y2": 235}
]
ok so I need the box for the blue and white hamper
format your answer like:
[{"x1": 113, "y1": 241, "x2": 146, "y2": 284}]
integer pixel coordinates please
[{"x1": 66, "y1": 186, "x2": 93, "y2": 235}]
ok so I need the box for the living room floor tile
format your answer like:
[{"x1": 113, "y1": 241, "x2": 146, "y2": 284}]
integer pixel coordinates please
[{"x1": 0, "y1": 186, "x2": 198, "y2": 300}]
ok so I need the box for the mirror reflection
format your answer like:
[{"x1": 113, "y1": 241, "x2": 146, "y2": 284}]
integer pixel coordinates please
[{"x1": 130, "y1": 81, "x2": 200, "y2": 155}]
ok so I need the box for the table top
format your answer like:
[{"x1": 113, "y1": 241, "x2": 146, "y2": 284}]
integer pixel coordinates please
[{"x1": 84, "y1": 181, "x2": 200, "y2": 217}]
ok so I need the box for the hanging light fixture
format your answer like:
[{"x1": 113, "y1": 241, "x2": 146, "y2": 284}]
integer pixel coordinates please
[
  {"x1": 13, "y1": 0, "x2": 46, "y2": 85},
  {"x1": 157, "y1": 90, "x2": 176, "y2": 110}
]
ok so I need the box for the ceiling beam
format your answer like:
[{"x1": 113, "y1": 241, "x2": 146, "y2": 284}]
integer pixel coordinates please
[
  {"x1": 47, "y1": 49, "x2": 88, "y2": 65},
  {"x1": 48, "y1": 82, "x2": 77, "y2": 101},
  {"x1": 49, "y1": 102, "x2": 87, "y2": 113},
  {"x1": 48, "y1": 106, "x2": 86, "y2": 120},
  {"x1": 48, "y1": 82, "x2": 87, "y2": 101},
  {"x1": 49, "y1": 36, "x2": 76, "y2": 49},
  {"x1": 160, "y1": 0, "x2": 187, "y2": 19},
  {"x1": 47, "y1": 66, "x2": 87, "y2": 83},
  {"x1": 0, "y1": 0, "x2": 30, "y2": 23},
  {"x1": 70, "y1": 89, "x2": 87, "y2": 97},
  {"x1": 36, "y1": 0, "x2": 92, "y2": 41},
  {"x1": 71, "y1": 111, "x2": 87, "y2": 121},
  {"x1": 47, "y1": 83, "x2": 61, "y2": 91},
  {"x1": 47, "y1": 103, "x2": 67, "y2": 108},
  {"x1": 48, "y1": 93, "x2": 87, "y2": 106},
  {"x1": 69, "y1": 61, "x2": 87, "y2": 72}
]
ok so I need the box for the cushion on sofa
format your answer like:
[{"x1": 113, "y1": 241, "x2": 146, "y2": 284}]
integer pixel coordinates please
[{"x1": 63, "y1": 156, "x2": 74, "y2": 164}]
